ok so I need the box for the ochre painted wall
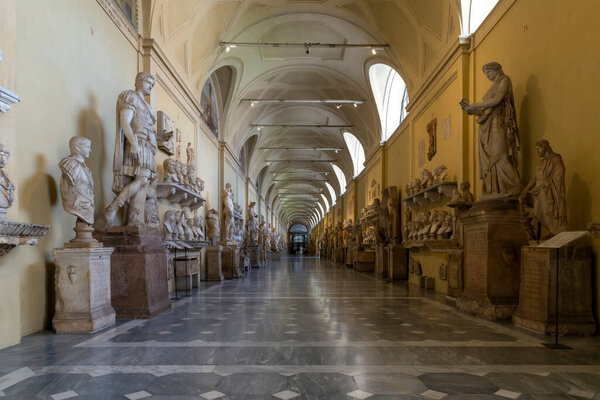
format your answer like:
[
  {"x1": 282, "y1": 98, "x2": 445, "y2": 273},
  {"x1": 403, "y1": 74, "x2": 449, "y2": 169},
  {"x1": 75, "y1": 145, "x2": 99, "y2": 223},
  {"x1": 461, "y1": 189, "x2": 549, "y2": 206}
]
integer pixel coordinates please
[{"x1": 8, "y1": 0, "x2": 138, "y2": 344}]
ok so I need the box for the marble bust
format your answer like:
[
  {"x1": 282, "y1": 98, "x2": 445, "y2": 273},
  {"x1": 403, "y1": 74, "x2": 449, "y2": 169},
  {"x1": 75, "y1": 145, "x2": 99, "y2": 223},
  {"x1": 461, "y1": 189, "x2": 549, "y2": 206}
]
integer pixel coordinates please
[
  {"x1": 0, "y1": 143, "x2": 15, "y2": 222},
  {"x1": 104, "y1": 72, "x2": 158, "y2": 226},
  {"x1": 59, "y1": 137, "x2": 94, "y2": 225}
]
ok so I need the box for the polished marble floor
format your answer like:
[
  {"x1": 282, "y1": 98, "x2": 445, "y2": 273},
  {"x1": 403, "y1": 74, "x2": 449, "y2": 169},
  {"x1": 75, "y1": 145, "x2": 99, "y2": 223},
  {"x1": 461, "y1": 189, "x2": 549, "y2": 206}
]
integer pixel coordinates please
[{"x1": 1, "y1": 256, "x2": 600, "y2": 399}]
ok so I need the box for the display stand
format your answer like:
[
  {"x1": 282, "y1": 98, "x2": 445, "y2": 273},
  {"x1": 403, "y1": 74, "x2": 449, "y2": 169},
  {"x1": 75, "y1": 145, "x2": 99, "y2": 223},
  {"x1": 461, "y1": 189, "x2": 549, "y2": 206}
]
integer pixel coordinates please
[{"x1": 536, "y1": 231, "x2": 588, "y2": 349}]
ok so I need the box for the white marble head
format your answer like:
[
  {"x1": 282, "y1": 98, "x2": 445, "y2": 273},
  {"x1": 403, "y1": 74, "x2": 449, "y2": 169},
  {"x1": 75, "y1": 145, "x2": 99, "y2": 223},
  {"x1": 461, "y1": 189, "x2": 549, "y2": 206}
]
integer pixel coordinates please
[
  {"x1": 0, "y1": 144, "x2": 9, "y2": 168},
  {"x1": 69, "y1": 137, "x2": 91, "y2": 159}
]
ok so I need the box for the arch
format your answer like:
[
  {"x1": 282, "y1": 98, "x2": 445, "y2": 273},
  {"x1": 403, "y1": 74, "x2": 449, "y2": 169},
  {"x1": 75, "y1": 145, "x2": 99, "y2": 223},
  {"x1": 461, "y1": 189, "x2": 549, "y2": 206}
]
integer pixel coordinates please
[
  {"x1": 368, "y1": 63, "x2": 409, "y2": 141},
  {"x1": 331, "y1": 163, "x2": 347, "y2": 195},
  {"x1": 325, "y1": 182, "x2": 337, "y2": 206},
  {"x1": 459, "y1": 0, "x2": 500, "y2": 36}
]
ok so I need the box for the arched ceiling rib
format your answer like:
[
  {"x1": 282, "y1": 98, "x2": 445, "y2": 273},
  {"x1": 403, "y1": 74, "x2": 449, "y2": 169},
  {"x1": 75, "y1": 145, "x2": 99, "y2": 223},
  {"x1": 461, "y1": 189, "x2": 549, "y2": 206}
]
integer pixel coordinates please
[{"x1": 150, "y1": 0, "x2": 460, "y2": 230}]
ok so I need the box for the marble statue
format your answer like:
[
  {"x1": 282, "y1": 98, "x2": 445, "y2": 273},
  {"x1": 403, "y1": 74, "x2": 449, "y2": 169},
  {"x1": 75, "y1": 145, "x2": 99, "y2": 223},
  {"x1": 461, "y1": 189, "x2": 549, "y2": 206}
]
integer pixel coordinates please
[
  {"x1": 460, "y1": 62, "x2": 521, "y2": 197},
  {"x1": 192, "y1": 216, "x2": 205, "y2": 240},
  {"x1": 59, "y1": 137, "x2": 94, "y2": 226},
  {"x1": 420, "y1": 169, "x2": 434, "y2": 189},
  {"x1": 144, "y1": 180, "x2": 160, "y2": 228},
  {"x1": 437, "y1": 211, "x2": 453, "y2": 239},
  {"x1": 206, "y1": 209, "x2": 220, "y2": 245},
  {"x1": 163, "y1": 158, "x2": 179, "y2": 183},
  {"x1": 222, "y1": 183, "x2": 235, "y2": 243},
  {"x1": 186, "y1": 142, "x2": 194, "y2": 165},
  {"x1": 176, "y1": 161, "x2": 186, "y2": 184},
  {"x1": 246, "y1": 202, "x2": 259, "y2": 244},
  {"x1": 450, "y1": 181, "x2": 475, "y2": 206},
  {"x1": 185, "y1": 164, "x2": 196, "y2": 189},
  {"x1": 104, "y1": 72, "x2": 158, "y2": 226},
  {"x1": 433, "y1": 165, "x2": 448, "y2": 184},
  {"x1": 386, "y1": 196, "x2": 398, "y2": 241},
  {"x1": 163, "y1": 210, "x2": 177, "y2": 240},
  {"x1": 0, "y1": 144, "x2": 15, "y2": 222},
  {"x1": 195, "y1": 177, "x2": 205, "y2": 193},
  {"x1": 520, "y1": 140, "x2": 567, "y2": 236}
]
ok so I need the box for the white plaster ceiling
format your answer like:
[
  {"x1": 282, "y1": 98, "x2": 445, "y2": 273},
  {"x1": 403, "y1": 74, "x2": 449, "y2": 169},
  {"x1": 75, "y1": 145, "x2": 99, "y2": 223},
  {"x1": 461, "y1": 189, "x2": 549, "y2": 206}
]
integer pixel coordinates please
[{"x1": 149, "y1": 0, "x2": 460, "y2": 228}]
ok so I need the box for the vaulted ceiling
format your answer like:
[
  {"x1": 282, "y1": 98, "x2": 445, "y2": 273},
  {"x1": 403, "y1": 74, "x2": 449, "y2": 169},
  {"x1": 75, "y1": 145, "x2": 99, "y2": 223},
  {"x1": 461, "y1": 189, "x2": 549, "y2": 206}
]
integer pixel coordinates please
[{"x1": 146, "y1": 0, "x2": 461, "y2": 228}]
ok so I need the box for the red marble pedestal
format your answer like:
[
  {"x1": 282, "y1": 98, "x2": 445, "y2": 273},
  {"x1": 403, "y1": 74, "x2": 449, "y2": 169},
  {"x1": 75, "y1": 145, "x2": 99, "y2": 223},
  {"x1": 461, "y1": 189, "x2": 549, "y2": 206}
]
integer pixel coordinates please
[{"x1": 102, "y1": 226, "x2": 171, "y2": 319}]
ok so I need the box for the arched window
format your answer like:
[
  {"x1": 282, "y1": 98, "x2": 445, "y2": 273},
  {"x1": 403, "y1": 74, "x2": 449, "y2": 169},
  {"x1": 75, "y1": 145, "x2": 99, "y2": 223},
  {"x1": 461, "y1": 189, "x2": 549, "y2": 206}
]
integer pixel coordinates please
[
  {"x1": 343, "y1": 131, "x2": 365, "y2": 177},
  {"x1": 459, "y1": 0, "x2": 499, "y2": 36},
  {"x1": 316, "y1": 202, "x2": 325, "y2": 219},
  {"x1": 331, "y1": 164, "x2": 347, "y2": 195},
  {"x1": 325, "y1": 182, "x2": 337, "y2": 206},
  {"x1": 369, "y1": 64, "x2": 409, "y2": 141},
  {"x1": 320, "y1": 193, "x2": 330, "y2": 212}
]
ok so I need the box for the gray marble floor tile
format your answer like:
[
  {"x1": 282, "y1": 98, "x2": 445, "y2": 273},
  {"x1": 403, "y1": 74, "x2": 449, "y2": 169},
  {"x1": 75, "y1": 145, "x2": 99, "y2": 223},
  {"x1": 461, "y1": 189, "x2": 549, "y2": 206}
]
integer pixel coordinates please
[
  {"x1": 146, "y1": 373, "x2": 221, "y2": 395},
  {"x1": 419, "y1": 373, "x2": 499, "y2": 394},
  {"x1": 485, "y1": 373, "x2": 571, "y2": 395},
  {"x1": 355, "y1": 373, "x2": 428, "y2": 394},
  {"x1": 287, "y1": 373, "x2": 357, "y2": 396},
  {"x1": 217, "y1": 373, "x2": 287, "y2": 395}
]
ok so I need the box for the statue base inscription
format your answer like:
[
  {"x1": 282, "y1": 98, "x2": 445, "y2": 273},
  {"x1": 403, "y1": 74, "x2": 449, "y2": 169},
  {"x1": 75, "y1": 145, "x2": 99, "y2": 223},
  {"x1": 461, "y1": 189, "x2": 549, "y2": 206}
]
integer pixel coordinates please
[
  {"x1": 355, "y1": 249, "x2": 376, "y2": 272},
  {"x1": 386, "y1": 244, "x2": 408, "y2": 281},
  {"x1": 456, "y1": 198, "x2": 529, "y2": 320},
  {"x1": 102, "y1": 226, "x2": 171, "y2": 319},
  {"x1": 513, "y1": 246, "x2": 595, "y2": 335},
  {"x1": 52, "y1": 246, "x2": 116, "y2": 333},
  {"x1": 222, "y1": 244, "x2": 242, "y2": 279},
  {"x1": 206, "y1": 245, "x2": 223, "y2": 281},
  {"x1": 248, "y1": 245, "x2": 261, "y2": 268}
]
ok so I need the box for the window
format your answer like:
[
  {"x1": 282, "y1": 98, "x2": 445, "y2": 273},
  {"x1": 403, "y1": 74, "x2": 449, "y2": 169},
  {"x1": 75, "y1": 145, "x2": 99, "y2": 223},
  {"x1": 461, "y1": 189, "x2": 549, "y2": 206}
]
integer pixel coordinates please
[
  {"x1": 320, "y1": 194, "x2": 330, "y2": 212},
  {"x1": 331, "y1": 164, "x2": 347, "y2": 195},
  {"x1": 325, "y1": 182, "x2": 337, "y2": 206},
  {"x1": 343, "y1": 132, "x2": 365, "y2": 177},
  {"x1": 459, "y1": 0, "x2": 499, "y2": 36},
  {"x1": 317, "y1": 202, "x2": 325, "y2": 219},
  {"x1": 369, "y1": 64, "x2": 409, "y2": 141}
]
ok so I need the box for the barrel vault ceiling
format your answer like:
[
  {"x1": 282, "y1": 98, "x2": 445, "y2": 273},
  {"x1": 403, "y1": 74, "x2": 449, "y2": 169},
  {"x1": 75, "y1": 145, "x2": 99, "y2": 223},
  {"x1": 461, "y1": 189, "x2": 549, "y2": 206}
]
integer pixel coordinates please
[{"x1": 146, "y1": 0, "x2": 460, "y2": 228}]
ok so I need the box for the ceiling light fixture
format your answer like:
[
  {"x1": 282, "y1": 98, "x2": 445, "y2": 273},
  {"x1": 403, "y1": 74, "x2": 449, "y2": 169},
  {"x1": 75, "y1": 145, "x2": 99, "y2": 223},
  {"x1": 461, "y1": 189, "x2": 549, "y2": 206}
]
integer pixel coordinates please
[
  {"x1": 220, "y1": 41, "x2": 390, "y2": 50},
  {"x1": 336, "y1": 104, "x2": 342, "y2": 109},
  {"x1": 242, "y1": 99, "x2": 365, "y2": 105},
  {"x1": 250, "y1": 124, "x2": 353, "y2": 128}
]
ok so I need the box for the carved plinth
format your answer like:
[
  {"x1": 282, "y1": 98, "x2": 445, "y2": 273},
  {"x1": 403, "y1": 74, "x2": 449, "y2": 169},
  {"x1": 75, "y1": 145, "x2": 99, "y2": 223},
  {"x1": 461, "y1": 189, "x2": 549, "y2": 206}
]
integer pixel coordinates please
[
  {"x1": 375, "y1": 244, "x2": 388, "y2": 276},
  {"x1": 355, "y1": 249, "x2": 376, "y2": 272},
  {"x1": 205, "y1": 245, "x2": 223, "y2": 281},
  {"x1": 248, "y1": 245, "x2": 262, "y2": 268},
  {"x1": 456, "y1": 199, "x2": 529, "y2": 320},
  {"x1": 446, "y1": 250, "x2": 464, "y2": 304},
  {"x1": 222, "y1": 244, "x2": 242, "y2": 279},
  {"x1": 52, "y1": 246, "x2": 116, "y2": 333},
  {"x1": 102, "y1": 226, "x2": 170, "y2": 319},
  {"x1": 513, "y1": 246, "x2": 595, "y2": 335},
  {"x1": 387, "y1": 244, "x2": 408, "y2": 281}
]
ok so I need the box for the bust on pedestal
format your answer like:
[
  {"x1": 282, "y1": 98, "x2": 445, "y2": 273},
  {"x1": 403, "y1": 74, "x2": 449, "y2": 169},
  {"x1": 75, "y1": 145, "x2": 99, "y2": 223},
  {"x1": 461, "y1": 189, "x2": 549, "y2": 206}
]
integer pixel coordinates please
[
  {"x1": 53, "y1": 137, "x2": 116, "y2": 333},
  {"x1": 98, "y1": 72, "x2": 170, "y2": 319}
]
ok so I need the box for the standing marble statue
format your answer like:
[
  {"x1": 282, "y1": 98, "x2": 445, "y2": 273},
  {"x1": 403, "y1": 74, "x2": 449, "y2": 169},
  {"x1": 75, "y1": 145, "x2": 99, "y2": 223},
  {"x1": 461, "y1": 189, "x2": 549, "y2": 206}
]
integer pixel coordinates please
[
  {"x1": 206, "y1": 209, "x2": 220, "y2": 245},
  {"x1": 58, "y1": 137, "x2": 98, "y2": 245},
  {"x1": 104, "y1": 72, "x2": 158, "y2": 226},
  {"x1": 222, "y1": 182, "x2": 235, "y2": 243},
  {"x1": 520, "y1": 140, "x2": 567, "y2": 236},
  {"x1": 461, "y1": 62, "x2": 521, "y2": 197},
  {"x1": 0, "y1": 144, "x2": 15, "y2": 222}
]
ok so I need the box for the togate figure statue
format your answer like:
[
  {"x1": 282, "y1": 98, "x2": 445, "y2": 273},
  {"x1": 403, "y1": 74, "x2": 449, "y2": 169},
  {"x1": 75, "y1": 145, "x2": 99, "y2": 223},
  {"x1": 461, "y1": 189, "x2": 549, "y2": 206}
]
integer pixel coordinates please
[
  {"x1": 461, "y1": 62, "x2": 521, "y2": 198},
  {"x1": 0, "y1": 144, "x2": 15, "y2": 222}
]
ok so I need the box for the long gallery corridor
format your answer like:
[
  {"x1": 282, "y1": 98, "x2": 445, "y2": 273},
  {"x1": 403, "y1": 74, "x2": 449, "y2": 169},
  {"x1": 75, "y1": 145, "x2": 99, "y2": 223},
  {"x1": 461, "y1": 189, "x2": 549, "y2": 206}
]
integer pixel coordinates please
[{"x1": 1, "y1": 258, "x2": 600, "y2": 399}]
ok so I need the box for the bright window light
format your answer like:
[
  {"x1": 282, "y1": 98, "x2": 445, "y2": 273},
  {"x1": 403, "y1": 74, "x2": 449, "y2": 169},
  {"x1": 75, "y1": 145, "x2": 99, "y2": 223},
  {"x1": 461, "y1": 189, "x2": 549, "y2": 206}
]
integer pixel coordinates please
[
  {"x1": 317, "y1": 202, "x2": 325, "y2": 218},
  {"x1": 320, "y1": 194, "x2": 330, "y2": 212},
  {"x1": 331, "y1": 164, "x2": 347, "y2": 195},
  {"x1": 343, "y1": 132, "x2": 365, "y2": 177},
  {"x1": 369, "y1": 63, "x2": 408, "y2": 141},
  {"x1": 459, "y1": 0, "x2": 499, "y2": 36}
]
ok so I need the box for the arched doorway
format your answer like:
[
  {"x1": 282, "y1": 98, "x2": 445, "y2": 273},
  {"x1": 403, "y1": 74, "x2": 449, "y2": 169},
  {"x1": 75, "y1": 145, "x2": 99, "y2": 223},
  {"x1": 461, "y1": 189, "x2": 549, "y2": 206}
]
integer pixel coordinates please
[{"x1": 288, "y1": 224, "x2": 308, "y2": 255}]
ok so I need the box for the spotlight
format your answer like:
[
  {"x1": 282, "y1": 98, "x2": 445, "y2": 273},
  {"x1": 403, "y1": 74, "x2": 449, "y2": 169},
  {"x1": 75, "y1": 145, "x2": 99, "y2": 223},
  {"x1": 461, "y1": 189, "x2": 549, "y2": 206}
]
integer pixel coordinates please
[
  {"x1": 353, "y1": 103, "x2": 358, "y2": 108},
  {"x1": 336, "y1": 104, "x2": 342, "y2": 109},
  {"x1": 335, "y1": 150, "x2": 340, "y2": 153},
  {"x1": 250, "y1": 102, "x2": 255, "y2": 107},
  {"x1": 371, "y1": 48, "x2": 377, "y2": 55},
  {"x1": 226, "y1": 46, "x2": 231, "y2": 53}
]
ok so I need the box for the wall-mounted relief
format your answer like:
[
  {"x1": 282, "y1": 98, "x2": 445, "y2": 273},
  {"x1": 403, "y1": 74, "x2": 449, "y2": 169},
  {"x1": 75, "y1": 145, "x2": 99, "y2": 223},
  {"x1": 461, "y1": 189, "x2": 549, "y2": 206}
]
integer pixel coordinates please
[
  {"x1": 157, "y1": 111, "x2": 175, "y2": 155},
  {"x1": 442, "y1": 115, "x2": 451, "y2": 140},
  {"x1": 418, "y1": 140, "x2": 425, "y2": 167},
  {"x1": 427, "y1": 118, "x2": 437, "y2": 161}
]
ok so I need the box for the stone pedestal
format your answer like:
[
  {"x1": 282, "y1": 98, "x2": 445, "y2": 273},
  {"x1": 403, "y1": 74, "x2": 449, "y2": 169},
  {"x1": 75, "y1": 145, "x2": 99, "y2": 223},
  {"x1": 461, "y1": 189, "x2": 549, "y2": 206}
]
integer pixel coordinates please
[
  {"x1": 375, "y1": 244, "x2": 388, "y2": 276},
  {"x1": 206, "y1": 245, "x2": 223, "y2": 281},
  {"x1": 272, "y1": 250, "x2": 282, "y2": 261},
  {"x1": 102, "y1": 226, "x2": 171, "y2": 319},
  {"x1": 248, "y1": 245, "x2": 261, "y2": 268},
  {"x1": 222, "y1": 244, "x2": 242, "y2": 279},
  {"x1": 355, "y1": 249, "x2": 376, "y2": 272},
  {"x1": 52, "y1": 247, "x2": 116, "y2": 333},
  {"x1": 446, "y1": 250, "x2": 464, "y2": 305},
  {"x1": 513, "y1": 246, "x2": 595, "y2": 335},
  {"x1": 386, "y1": 244, "x2": 408, "y2": 281},
  {"x1": 456, "y1": 199, "x2": 529, "y2": 320},
  {"x1": 174, "y1": 256, "x2": 200, "y2": 291}
]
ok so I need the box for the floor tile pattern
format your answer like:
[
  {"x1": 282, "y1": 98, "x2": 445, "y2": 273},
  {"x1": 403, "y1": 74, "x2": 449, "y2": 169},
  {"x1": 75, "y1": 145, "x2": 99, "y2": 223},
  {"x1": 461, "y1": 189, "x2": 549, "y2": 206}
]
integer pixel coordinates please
[{"x1": 1, "y1": 256, "x2": 599, "y2": 399}]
